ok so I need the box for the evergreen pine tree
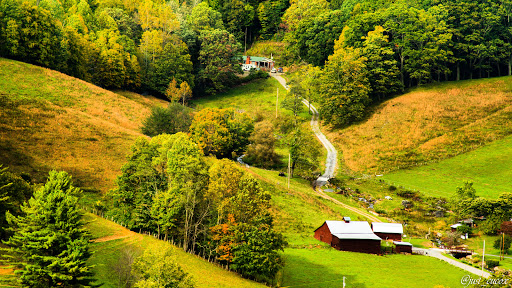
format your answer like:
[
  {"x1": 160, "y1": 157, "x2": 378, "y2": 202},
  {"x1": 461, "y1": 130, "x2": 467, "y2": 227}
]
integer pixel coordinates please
[{"x1": 3, "y1": 171, "x2": 94, "y2": 287}]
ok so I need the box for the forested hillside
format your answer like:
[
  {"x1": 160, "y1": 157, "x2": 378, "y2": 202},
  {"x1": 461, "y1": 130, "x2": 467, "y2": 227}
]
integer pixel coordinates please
[
  {"x1": 281, "y1": 0, "x2": 512, "y2": 128},
  {"x1": 3, "y1": 0, "x2": 512, "y2": 286},
  {"x1": 0, "y1": 0, "x2": 285, "y2": 98}
]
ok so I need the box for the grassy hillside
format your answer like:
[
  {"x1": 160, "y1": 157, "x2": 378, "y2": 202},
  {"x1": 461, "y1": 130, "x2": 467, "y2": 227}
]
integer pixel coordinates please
[
  {"x1": 193, "y1": 76, "x2": 296, "y2": 120},
  {"x1": 194, "y1": 80, "x2": 473, "y2": 288},
  {"x1": 328, "y1": 76, "x2": 512, "y2": 175},
  {"x1": 382, "y1": 134, "x2": 512, "y2": 199},
  {"x1": 245, "y1": 41, "x2": 288, "y2": 66},
  {"x1": 243, "y1": 166, "x2": 469, "y2": 288},
  {"x1": 84, "y1": 213, "x2": 265, "y2": 288},
  {"x1": 0, "y1": 58, "x2": 167, "y2": 194}
]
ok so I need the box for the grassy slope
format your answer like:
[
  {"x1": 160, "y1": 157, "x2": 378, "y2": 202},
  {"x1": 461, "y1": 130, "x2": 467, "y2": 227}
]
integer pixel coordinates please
[
  {"x1": 0, "y1": 59, "x2": 262, "y2": 288},
  {"x1": 328, "y1": 76, "x2": 512, "y2": 176},
  {"x1": 193, "y1": 79, "x2": 471, "y2": 288},
  {"x1": 0, "y1": 58, "x2": 167, "y2": 194},
  {"x1": 84, "y1": 214, "x2": 265, "y2": 288},
  {"x1": 250, "y1": 151, "x2": 469, "y2": 288},
  {"x1": 382, "y1": 135, "x2": 512, "y2": 199}
]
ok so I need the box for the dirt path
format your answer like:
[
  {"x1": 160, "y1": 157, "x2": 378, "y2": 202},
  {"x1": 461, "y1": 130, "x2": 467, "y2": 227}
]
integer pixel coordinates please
[
  {"x1": 414, "y1": 248, "x2": 491, "y2": 278},
  {"x1": 271, "y1": 74, "x2": 381, "y2": 222},
  {"x1": 316, "y1": 188, "x2": 382, "y2": 222},
  {"x1": 92, "y1": 227, "x2": 138, "y2": 243},
  {"x1": 271, "y1": 74, "x2": 337, "y2": 186},
  {"x1": 301, "y1": 98, "x2": 337, "y2": 185}
]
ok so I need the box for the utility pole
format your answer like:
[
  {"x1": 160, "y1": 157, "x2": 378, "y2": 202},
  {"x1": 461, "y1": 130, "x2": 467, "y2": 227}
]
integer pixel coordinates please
[
  {"x1": 276, "y1": 87, "x2": 279, "y2": 118},
  {"x1": 482, "y1": 240, "x2": 486, "y2": 277},
  {"x1": 502, "y1": 233, "x2": 505, "y2": 260},
  {"x1": 244, "y1": 27, "x2": 247, "y2": 54},
  {"x1": 287, "y1": 153, "x2": 290, "y2": 189}
]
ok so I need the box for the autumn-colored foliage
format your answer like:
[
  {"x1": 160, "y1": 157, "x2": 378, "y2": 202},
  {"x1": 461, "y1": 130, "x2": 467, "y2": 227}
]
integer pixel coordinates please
[
  {"x1": 500, "y1": 221, "x2": 512, "y2": 236},
  {"x1": 190, "y1": 107, "x2": 253, "y2": 158}
]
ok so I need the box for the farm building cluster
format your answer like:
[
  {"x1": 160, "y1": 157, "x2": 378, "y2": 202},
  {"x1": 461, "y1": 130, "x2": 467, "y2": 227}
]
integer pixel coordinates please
[
  {"x1": 240, "y1": 56, "x2": 275, "y2": 71},
  {"x1": 314, "y1": 217, "x2": 412, "y2": 254}
]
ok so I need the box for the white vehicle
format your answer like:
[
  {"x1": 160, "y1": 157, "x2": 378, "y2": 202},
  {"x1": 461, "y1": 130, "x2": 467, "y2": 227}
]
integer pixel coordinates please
[
  {"x1": 271, "y1": 67, "x2": 277, "y2": 73},
  {"x1": 242, "y1": 64, "x2": 257, "y2": 71}
]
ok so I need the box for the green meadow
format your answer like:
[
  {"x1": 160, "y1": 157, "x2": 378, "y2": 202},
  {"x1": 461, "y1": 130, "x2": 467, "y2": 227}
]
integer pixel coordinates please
[
  {"x1": 281, "y1": 248, "x2": 467, "y2": 288},
  {"x1": 194, "y1": 80, "x2": 474, "y2": 288},
  {"x1": 85, "y1": 214, "x2": 265, "y2": 288},
  {"x1": 382, "y1": 135, "x2": 512, "y2": 199}
]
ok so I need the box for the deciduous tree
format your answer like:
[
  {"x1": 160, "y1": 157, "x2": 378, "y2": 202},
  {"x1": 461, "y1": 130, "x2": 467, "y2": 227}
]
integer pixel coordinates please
[
  {"x1": 318, "y1": 29, "x2": 370, "y2": 127},
  {"x1": 189, "y1": 108, "x2": 253, "y2": 158},
  {"x1": 245, "y1": 121, "x2": 280, "y2": 168},
  {"x1": 198, "y1": 29, "x2": 241, "y2": 94},
  {"x1": 131, "y1": 243, "x2": 194, "y2": 288}
]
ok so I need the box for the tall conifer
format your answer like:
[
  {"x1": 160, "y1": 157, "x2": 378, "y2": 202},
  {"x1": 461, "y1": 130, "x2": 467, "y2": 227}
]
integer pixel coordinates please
[{"x1": 4, "y1": 171, "x2": 93, "y2": 287}]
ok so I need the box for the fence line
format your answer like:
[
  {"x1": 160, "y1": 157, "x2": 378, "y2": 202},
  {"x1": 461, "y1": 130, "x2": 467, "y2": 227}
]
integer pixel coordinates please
[{"x1": 80, "y1": 206, "x2": 259, "y2": 278}]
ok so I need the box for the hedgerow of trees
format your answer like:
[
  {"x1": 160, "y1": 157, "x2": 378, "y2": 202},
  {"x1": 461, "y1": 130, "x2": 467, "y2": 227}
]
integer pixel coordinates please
[{"x1": 107, "y1": 133, "x2": 286, "y2": 283}]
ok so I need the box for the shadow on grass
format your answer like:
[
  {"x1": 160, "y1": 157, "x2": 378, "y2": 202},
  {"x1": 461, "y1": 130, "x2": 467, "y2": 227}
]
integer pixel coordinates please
[{"x1": 281, "y1": 251, "x2": 367, "y2": 288}]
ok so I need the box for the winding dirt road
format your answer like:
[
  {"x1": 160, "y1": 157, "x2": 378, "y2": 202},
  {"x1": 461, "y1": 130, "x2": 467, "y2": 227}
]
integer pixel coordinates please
[
  {"x1": 271, "y1": 74, "x2": 337, "y2": 186},
  {"x1": 272, "y1": 74, "x2": 380, "y2": 222}
]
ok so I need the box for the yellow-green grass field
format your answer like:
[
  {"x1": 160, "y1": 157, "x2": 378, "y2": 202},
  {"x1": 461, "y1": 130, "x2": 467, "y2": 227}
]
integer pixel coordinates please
[
  {"x1": 193, "y1": 77, "x2": 288, "y2": 119},
  {"x1": 247, "y1": 168, "x2": 469, "y2": 287},
  {"x1": 246, "y1": 167, "x2": 466, "y2": 288},
  {"x1": 192, "y1": 76, "x2": 471, "y2": 287},
  {"x1": 381, "y1": 134, "x2": 512, "y2": 199},
  {"x1": 0, "y1": 58, "x2": 167, "y2": 194},
  {"x1": 84, "y1": 213, "x2": 265, "y2": 288},
  {"x1": 327, "y1": 76, "x2": 512, "y2": 175},
  {"x1": 281, "y1": 248, "x2": 468, "y2": 288}
]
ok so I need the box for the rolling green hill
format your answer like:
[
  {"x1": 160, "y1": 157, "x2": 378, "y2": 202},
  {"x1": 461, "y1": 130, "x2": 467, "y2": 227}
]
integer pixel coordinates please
[
  {"x1": 0, "y1": 57, "x2": 167, "y2": 194},
  {"x1": 192, "y1": 80, "x2": 473, "y2": 288},
  {"x1": 0, "y1": 58, "x2": 269, "y2": 288},
  {"x1": 0, "y1": 58, "x2": 481, "y2": 287},
  {"x1": 382, "y1": 134, "x2": 512, "y2": 199},
  {"x1": 84, "y1": 213, "x2": 265, "y2": 288},
  {"x1": 327, "y1": 76, "x2": 512, "y2": 176}
]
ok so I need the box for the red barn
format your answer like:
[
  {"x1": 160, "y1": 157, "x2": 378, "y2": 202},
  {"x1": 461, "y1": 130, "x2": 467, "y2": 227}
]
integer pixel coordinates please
[
  {"x1": 371, "y1": 222, "x2": 403, "y2": 241},
  {"x1": 314, "y1": 219, "x2": 382, "y2": 254},
  {"x1": 394, "y1": 241, "x2": 413, "y2": 254}
]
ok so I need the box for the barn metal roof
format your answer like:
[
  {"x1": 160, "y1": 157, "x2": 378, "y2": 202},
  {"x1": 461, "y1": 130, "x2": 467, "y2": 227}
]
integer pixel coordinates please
[
  {"x1": 372, "y1": 222, "x2": 404, "y2": 234},
  {"x1": 334, "y1": 233, "x2": 382, "y2": 240},
  {"x1": 324, "y1": 221, "x2": 382, "y2": 240},
  {"x1": 325, "y1": 221, "x2": 375, "y2": 234},
  {"x1": 393, "y1": 241, "x2": 413, "y2": 246}
]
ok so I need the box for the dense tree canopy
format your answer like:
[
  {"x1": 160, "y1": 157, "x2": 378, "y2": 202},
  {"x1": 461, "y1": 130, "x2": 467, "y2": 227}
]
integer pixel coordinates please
[
  {"x1": 317, "y1": 31, "x2": 370, "y2": 127},
  {"x1": 107, "y1": 133, "x2": 285, "y2": 283},
  {"x1": 141, "y1": 102, "x2": 193, "y2": 137},
  {"x1": 189, "y1": 107, "x2": 253, "y2": 158}
]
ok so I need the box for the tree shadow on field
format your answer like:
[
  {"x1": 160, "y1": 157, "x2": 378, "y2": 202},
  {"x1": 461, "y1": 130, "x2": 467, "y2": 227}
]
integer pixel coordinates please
[{"x1": 281, "y1": 251, "x2": 367, "y2": 288}]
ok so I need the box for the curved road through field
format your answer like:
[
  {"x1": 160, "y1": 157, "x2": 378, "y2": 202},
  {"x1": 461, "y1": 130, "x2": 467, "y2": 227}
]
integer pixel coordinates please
[
  {"x1": 271, "y1": 74, "x2": 493, "y2": 276},
  {"x1": 414, "y1": 248, "x2": 491, "y2": 278},
  {"x1": 271, "y1": 74, "x2": 381, "y2": 223},
  {"x1": 271, "y1": 74, "x2": 337, "y2": 186}
]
